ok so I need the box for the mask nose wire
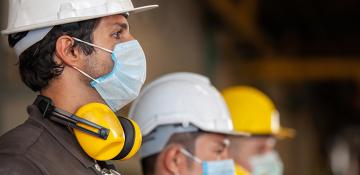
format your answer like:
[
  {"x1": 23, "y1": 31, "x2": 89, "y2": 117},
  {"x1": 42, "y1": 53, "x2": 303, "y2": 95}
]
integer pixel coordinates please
[{"x1": 72, "y1": 37, "x2": 113, "y2": 54}]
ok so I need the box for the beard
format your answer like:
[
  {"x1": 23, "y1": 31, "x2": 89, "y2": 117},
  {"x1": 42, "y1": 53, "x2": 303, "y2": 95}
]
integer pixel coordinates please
[{"x1": 82, "y1": 52, "x2": 114, "y2": 83}]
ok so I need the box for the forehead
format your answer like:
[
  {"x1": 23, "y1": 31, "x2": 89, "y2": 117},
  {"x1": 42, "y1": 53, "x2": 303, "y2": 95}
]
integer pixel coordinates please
[
  {"x1": 195, "y1": 133, "x2": 226, "y2": 146},
  {"x1": 251, "y1": 136, "x2": 276, "y2": 144},
  {"x1": 96, "y1": 14, "x2": 129, "y2": 29},
  {"x1": 231, "y1": 136, "x2": 276, "y2": 148}
]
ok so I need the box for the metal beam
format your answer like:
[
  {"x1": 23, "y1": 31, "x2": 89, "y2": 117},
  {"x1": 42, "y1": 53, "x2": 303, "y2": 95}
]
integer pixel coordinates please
[
  {"x1": 233, "y1": 57, "x2": 360, "y2": 82},
  {"x1": 207, "y1": 0, "x2": 273, "y2": 54}
]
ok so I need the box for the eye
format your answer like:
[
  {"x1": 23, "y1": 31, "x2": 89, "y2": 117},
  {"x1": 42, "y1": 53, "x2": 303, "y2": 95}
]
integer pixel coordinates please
[
  {"x1": 214, "y1": 147, "x2": 225, "y2": 154},
  {"x1": 112, "y1": 30, "x2": 123, "y2": 39}
]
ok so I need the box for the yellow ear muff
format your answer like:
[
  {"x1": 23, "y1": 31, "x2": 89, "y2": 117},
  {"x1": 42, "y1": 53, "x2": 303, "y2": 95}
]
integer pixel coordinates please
[
  {"x1": 112, "y1": 117, "x2": 142, "y2": 160},
  {"x1": 74, "y1": 103, "x2": 124, "y2": 160},
  {"x1": 73, "y1": 103, "x2": 142, "y2": 161}
]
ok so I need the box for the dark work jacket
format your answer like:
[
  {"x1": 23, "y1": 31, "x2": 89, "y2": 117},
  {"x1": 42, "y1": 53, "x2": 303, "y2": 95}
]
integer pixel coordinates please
[{"x1": 0, "y1": 105, "x2": 104, "y2": 175}]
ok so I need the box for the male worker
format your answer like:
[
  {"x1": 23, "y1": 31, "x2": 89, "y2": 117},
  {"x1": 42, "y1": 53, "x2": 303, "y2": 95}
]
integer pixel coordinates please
[
  {"x1": 0, "y1": 0, "x2": 157, "y2": 174},
  {"x1": 222, "y1": 86, "x2": 295, "y2": 175},
  {"x1": 129, "y1": 72, "x2": 248, "y2": 175}
]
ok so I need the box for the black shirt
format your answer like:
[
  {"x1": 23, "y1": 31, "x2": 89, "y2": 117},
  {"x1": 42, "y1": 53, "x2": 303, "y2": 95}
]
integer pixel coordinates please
[{"x1": 0, "y1": 104, "x2": 105, "y2": 174}]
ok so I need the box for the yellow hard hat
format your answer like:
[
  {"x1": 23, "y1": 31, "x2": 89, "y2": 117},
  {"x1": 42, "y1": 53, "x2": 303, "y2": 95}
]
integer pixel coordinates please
[
  {"x1": 235, "y1": 163, "x2": 250, "y2": 175},
  {"x1": 222, "y1": 86, "x2": 295, "y2": 138},
  {"x1": 74, "y1": 103, "x2": 142, "y2": 160}
]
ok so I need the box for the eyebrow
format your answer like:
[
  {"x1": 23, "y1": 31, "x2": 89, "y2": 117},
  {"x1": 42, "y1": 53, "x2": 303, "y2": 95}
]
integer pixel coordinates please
[
  {"x1": 213, "y1": 141, "x2": 227, "y2": 150},
  {"x1": 112, "y1": 23, "x2": 129, "y2": 31}
]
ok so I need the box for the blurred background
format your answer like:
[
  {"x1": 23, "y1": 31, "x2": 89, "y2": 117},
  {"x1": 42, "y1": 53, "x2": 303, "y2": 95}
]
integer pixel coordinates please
[{"x1": 1, "y1": 0, "x2": 359, "y2": 175}]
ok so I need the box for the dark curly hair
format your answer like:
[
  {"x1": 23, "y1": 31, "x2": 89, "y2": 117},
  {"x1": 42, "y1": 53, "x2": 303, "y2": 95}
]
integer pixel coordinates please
[{"x1": 8, "y1": 18, "x2": 100, "y2": 92}]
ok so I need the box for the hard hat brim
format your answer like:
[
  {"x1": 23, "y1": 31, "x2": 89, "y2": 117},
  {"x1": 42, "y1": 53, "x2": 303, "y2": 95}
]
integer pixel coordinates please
[
  {"x1": 200, "y1": 127, "x2": 251, "y2": 137},
  {"x1": 1, "y1": 5, "x2": 158, "y2": 35},
  {"x1": 228, "y1": 127, "x2": 295, "y2": 139},
  {"x1": 275, "y1": 127, "x2": 296, "y2": 139}
]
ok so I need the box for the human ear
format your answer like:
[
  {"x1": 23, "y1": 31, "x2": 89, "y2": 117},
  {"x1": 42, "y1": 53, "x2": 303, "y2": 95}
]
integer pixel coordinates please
[
  {"x1": 54, "y1": 35, "x2": 82, "y2": 67},
  {"x1": 163, "y1": 145, "x2": 188, "y2": 175}
]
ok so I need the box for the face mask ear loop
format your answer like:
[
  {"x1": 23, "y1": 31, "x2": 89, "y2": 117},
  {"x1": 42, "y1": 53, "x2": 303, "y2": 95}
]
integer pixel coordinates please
[
  {"x1": 72, "y1": 66, "x2": 100, "y2": 84},
  {"x1": 72, "y1": 37, "x2": 113, "y2": 54},
  {"x1": 180, "y1": 148, "x2": 202, "y2": 164}
]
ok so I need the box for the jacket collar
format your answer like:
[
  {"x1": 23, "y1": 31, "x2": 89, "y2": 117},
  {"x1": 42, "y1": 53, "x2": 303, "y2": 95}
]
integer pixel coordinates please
[{"x1": 27, "y1": 104, "x2": 96, "y2": 168}]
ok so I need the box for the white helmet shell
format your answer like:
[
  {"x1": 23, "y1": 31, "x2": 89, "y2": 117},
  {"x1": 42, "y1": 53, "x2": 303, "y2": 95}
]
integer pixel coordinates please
[
  {"x1": 2, "y1": 0, "x2": 158, "y2": 34},
  {"x1": 129, "y1": 72, "x2": 245, "y2": 136}
]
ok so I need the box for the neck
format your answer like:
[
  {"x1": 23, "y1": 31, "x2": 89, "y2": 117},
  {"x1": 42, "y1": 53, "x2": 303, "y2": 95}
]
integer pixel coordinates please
[{"x1": 40, "y1": 67, "x2": 104, "y2": 114}]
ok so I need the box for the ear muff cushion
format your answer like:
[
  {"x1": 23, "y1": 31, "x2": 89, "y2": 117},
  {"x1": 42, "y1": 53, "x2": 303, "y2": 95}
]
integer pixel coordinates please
[{"x1": 112, "y1": 117, "x2": 135, "y2": 160}]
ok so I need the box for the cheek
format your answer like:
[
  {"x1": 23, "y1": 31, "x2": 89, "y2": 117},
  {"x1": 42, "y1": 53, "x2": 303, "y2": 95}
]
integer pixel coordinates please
[
  {"x1": 196, "y1": 149, "x2": 217, "y2": 160},
  {"x1": 230, "y1": 144, "x2": 256, "y2": 170},
  {"x1": 87, "y1": 52, "x2": 114, "y2": 78},
  {"x1": 188, "y1": 162, "x2": 202, "y2": 175},
  {"x1": 102, "y1": 54, "x2": 114, "y2": 74},
  {"x1": 221, "y1": 149, "x2": 230, "y2": 159},
  {"x1": 233, "y1": 150, "x2": 253, "y2": 171},
  {"x1": 194, "y1": 143, "x2": 218, "y2": 160}
]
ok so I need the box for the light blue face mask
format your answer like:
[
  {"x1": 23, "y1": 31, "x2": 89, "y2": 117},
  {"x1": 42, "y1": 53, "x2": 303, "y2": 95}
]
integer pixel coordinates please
[
  {"x1": 180, "y1": 148, "x2": 236, "y2": 175},
  {"x1": 72, "y1": 38, "x2": 146, "y2": 112},
  {"x1": 250, "y1": 151, "x2": 284, "y2": 175}
]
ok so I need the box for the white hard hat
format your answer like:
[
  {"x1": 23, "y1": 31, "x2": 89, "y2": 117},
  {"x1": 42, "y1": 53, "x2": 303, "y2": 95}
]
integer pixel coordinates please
[
  {"x1": 129, "y1": 72, "x2": 248, "y2": 136},
  {"x1": 130, "y1": 72, "x2": 248, "y2": 158},
  {"x1": 1, "y1": 0, "x2": 158, "y2": 35}
]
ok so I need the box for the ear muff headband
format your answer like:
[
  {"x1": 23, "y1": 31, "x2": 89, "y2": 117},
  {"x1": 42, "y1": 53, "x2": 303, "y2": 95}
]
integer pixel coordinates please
[{"x1": 112, "y1": 117, "x2": 135, "y2": 160}]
